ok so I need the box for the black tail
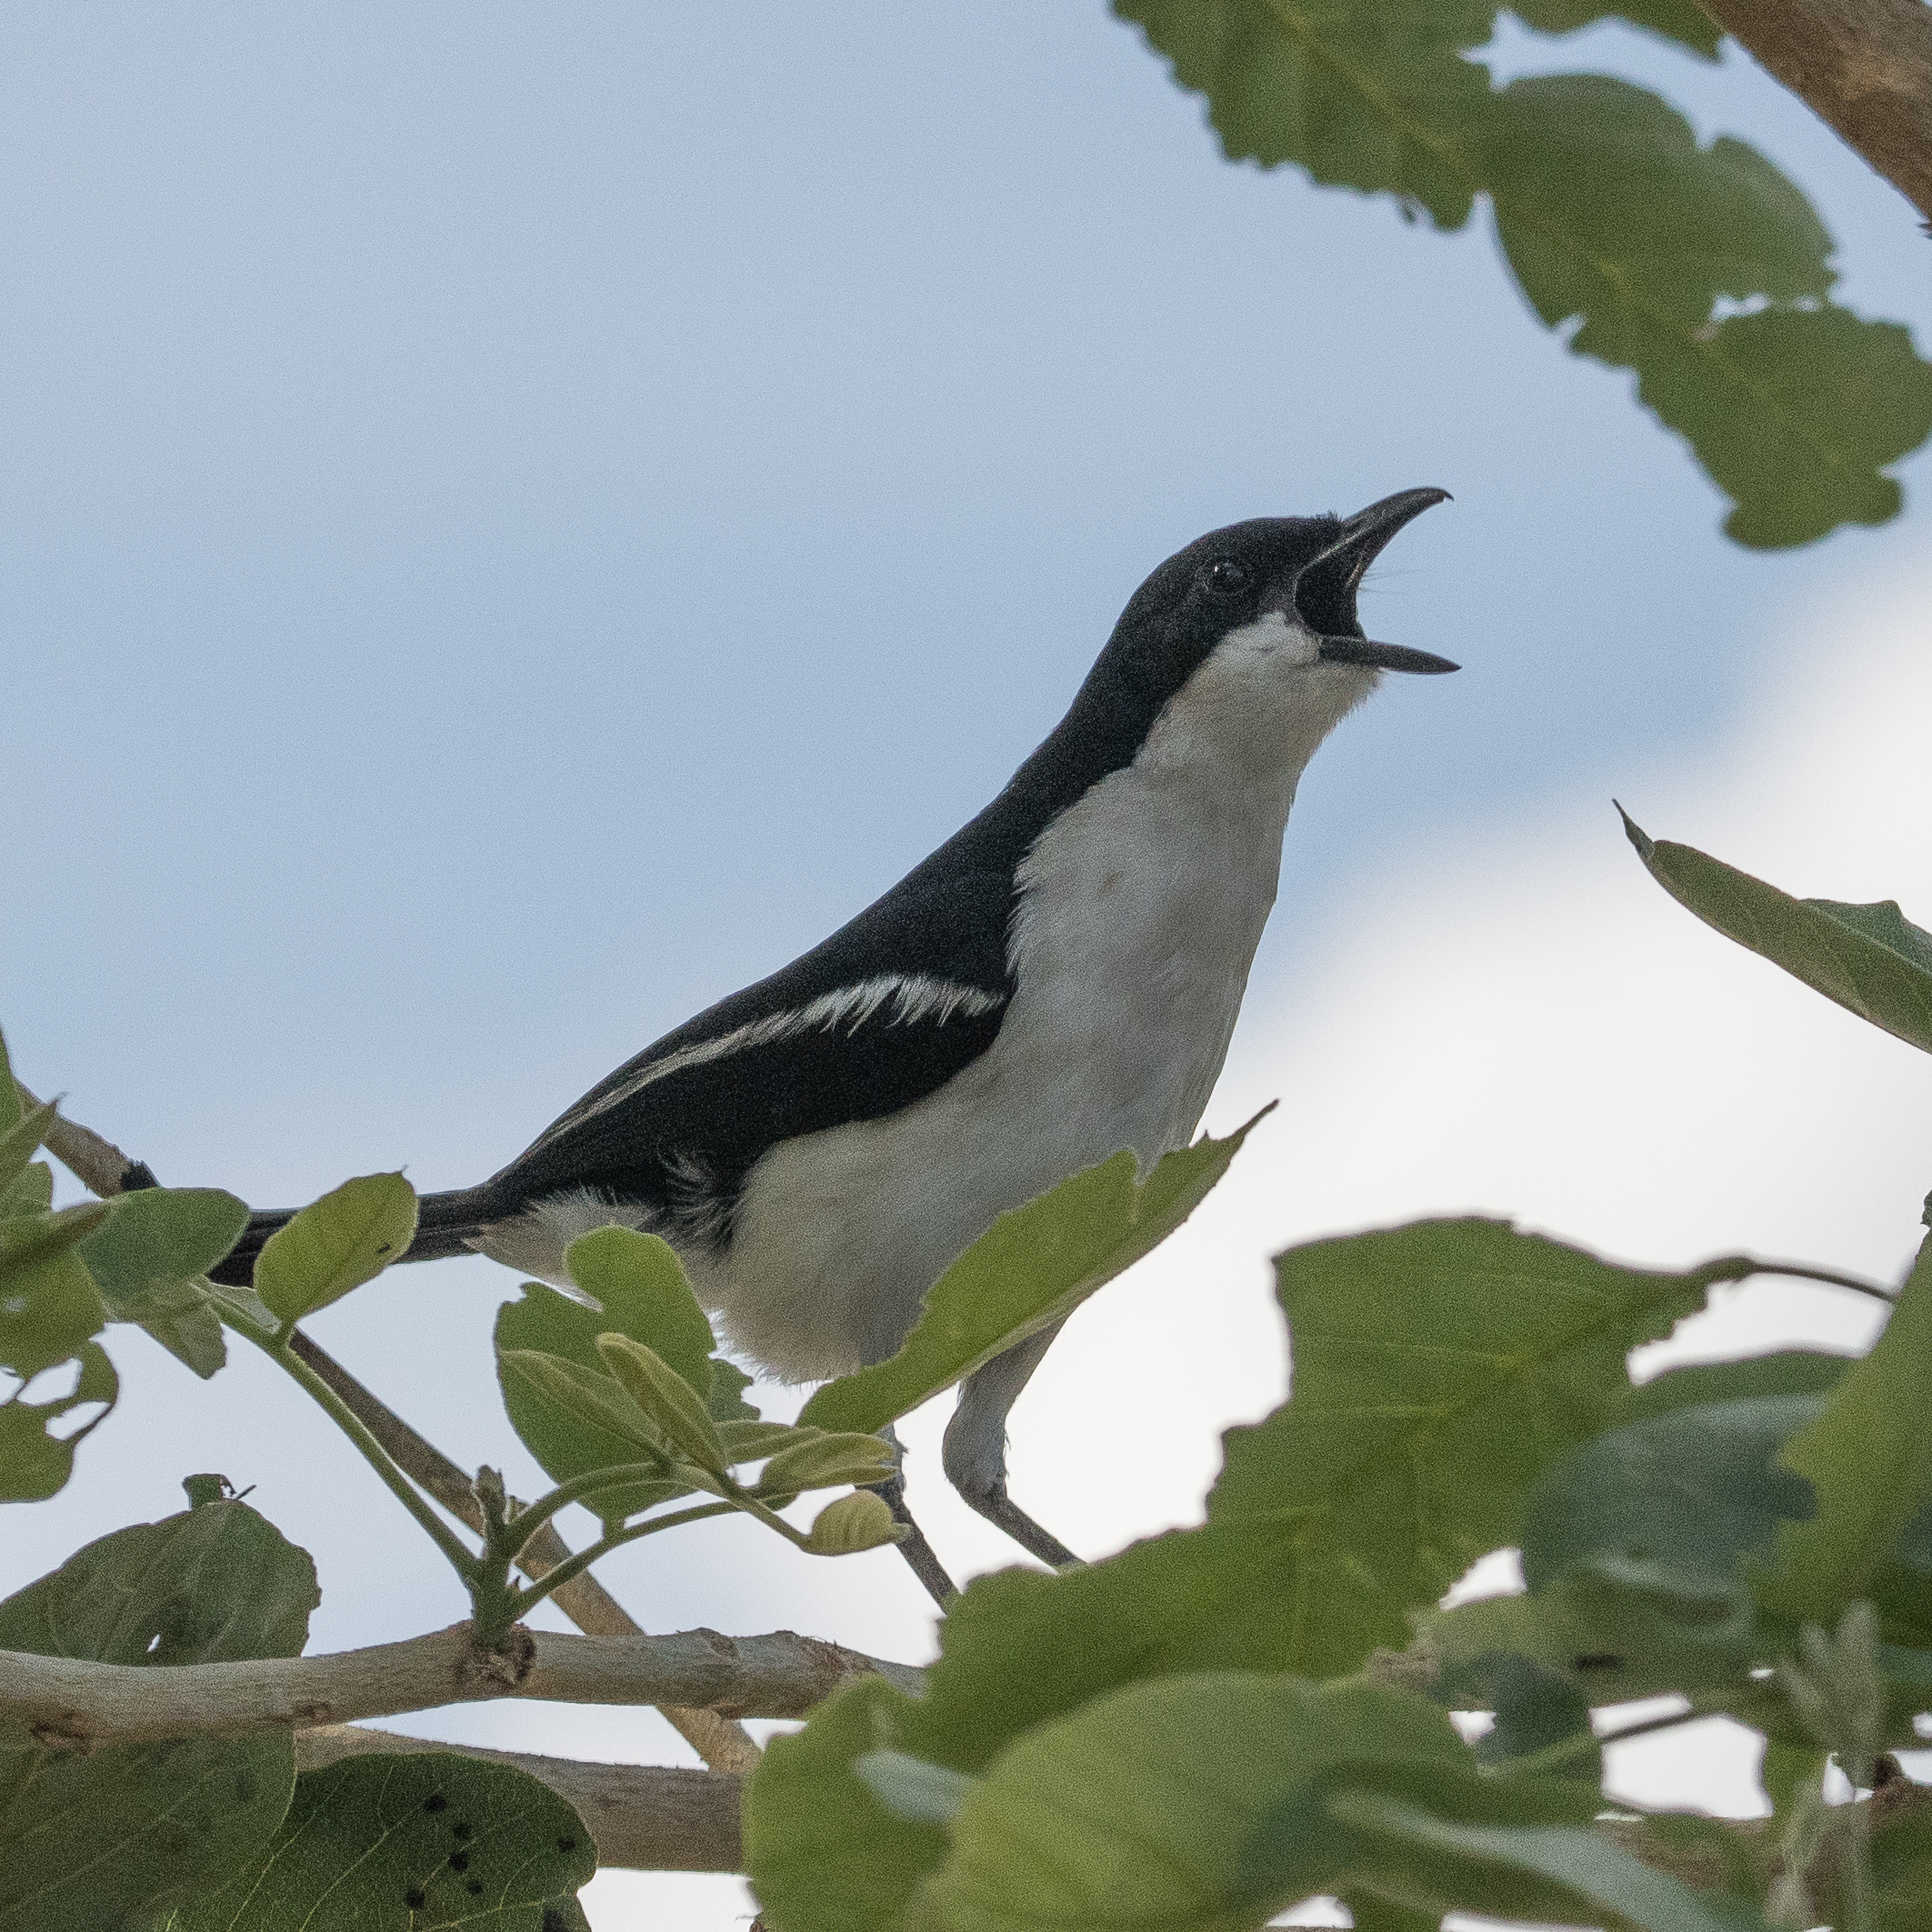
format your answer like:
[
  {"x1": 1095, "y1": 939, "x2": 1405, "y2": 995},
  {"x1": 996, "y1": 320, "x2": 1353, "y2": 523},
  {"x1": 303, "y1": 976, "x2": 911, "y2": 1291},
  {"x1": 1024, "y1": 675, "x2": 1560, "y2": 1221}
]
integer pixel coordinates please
[{"x1": 207, "y1": 1186, "x2": 499, "y2": 1287}]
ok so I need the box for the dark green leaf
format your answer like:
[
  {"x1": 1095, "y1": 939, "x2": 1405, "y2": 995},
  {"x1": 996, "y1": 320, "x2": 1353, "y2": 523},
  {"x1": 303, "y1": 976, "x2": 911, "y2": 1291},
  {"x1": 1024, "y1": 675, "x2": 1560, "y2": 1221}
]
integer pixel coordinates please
[
  {"x1": 112, "y1": 1278, "x2": 228, "y2": 1379},
  {"x1": 1617, "y1": 1349, "x2": 1851, "y2": 1424},
  {"x1": 801, "y1": 1117, "x2": 1258, "y2": 1435},
  {"x1": 1523, "y1": 1394, "x2": 1819, "y2": 1596},
  {"x1": 1116, "y1": 10, "x2": 1932, "y2": 546},
  {"x1": 0, "y1": 1502, "x2": 317, "y2": 1929},
  {"x1": 705, "y1": 1354, "x2": 759, "y2": 1422},
  {"x1": 77, "y1": 1186, "x2": 247, "y2": 1378},
  {"x1": 254, "y1": 1172, "x2": 418, "y2": 1324},
  {"x1": 78, "y1": 1187, "x2": 249, "y2": 1307},
  {"x1": 0, "y1": 1028, "x2": 19, "y2": 1136},
  {"x1": 1639, "y1": 305, "x2": 1932, "y2": 549},
  {"x1": 1763, "y1": 1236, "x2": 1932, "y2": 1625},
  {"x1": 1207, "y1": 1217, "x2": 1744, "y2": 1672},
  {"x1": 1113, "y1": 0, "x2": 1495, "y2": 230},
  {"x1": 170, "y1": 1751, "x2": 595, "y2": 1931},
  {"x1": 0, "y1": 1340, "x2": 118, "y2": 1501},
  {"x1": 564, "y1": 1225, "x2": 716, "y2": 1398},
  {"x1": 1510, "y1": 0, "x2": 1721, "y2": 57},
  {"x1": 1622, "y1": 812, "x2": 1932, "y2": 1054},
  {"x1": 1323, "y1": 1790, "x2": 1768, "y2": 1931}
]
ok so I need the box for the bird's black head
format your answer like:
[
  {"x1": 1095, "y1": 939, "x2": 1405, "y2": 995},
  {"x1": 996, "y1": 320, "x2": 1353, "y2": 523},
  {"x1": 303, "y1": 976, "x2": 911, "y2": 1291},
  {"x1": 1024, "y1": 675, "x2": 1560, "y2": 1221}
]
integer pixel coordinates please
[{"x1": 1105, "y1": 487, "x2": 1457, "y2": 703}]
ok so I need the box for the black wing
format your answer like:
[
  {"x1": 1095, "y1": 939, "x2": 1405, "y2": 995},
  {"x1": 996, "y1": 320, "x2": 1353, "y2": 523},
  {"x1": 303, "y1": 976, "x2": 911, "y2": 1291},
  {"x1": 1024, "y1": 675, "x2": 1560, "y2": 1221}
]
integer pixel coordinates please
[{"x1": 480, "y1": 868, "x2": 1015, "y2": 1243}]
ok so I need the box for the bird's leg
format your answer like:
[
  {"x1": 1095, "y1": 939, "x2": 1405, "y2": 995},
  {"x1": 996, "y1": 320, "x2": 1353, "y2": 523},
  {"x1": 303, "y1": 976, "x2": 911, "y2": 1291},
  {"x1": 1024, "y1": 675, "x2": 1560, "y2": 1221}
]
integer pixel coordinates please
[
  {"x1": 868, "y1": 1423, "x2": 957, "y2": 1609},
  {"x1": 941, "y1": 1322, "x2": 1084, "y2": 1570}
]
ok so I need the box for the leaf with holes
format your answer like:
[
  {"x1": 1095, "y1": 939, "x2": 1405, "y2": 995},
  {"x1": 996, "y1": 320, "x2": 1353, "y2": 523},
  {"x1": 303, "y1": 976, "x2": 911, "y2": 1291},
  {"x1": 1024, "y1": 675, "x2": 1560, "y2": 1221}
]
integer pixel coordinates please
[
  {"x1": 0, "y1": 1500, "x2": 318, "y2": 1928},
  {"x1": 168, "y1": 1751, "x2": 595, "y2": 1931},
  {"x1": 0, "y1": 1340, "x2": 117, "y2": 1502}
]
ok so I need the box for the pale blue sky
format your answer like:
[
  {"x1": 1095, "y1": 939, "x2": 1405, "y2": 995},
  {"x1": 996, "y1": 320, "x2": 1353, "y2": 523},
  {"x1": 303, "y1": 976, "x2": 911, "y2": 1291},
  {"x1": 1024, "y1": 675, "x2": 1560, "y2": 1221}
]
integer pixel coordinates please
[{"x1": 6, "y1": 8, "x2": 1930, "y2": 1925}]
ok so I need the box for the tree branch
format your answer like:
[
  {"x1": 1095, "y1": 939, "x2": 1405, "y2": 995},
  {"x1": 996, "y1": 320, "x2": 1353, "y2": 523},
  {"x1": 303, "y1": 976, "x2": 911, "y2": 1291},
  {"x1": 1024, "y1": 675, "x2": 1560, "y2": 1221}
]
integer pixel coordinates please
[
  {"x1": 14, "y1": 1076, "x2": 766, "y2": 1776},
  {"x1": 295, "y1": 1725, "x2": 744, "y2": 1872},
  {"x1": 2, "y1": 1620, "x2": 925, "y2": 1752},
  {"x1": 1694, "y1": 0, "x2": 1932, "y2": 226}
]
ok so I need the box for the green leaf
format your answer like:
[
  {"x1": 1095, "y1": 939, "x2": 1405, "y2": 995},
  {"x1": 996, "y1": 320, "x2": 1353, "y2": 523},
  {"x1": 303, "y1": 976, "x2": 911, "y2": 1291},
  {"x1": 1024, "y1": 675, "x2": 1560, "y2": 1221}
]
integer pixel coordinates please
[
  {"x1": 78, "y1": 1186, "x2": 248, "y2": 1306},
  {"x1": 1206, "y1": 1217, "x2": 1745, "y2": 1672},
  {"x1": 1763, "y1": 1236, "x2": 1932, "y2": 1625},
  {"x1": 497, "y1": 1348, "x2": 672, "y2": 1467},
  {"x1": 1113, "y1": 0, "x2": 1496, "y2": 230},
  {"x1": 1116, "y1": 9, "x2": 1932, "y2": 546},
  {"x1": 717, "y1": 1418, "x2": 816, "y2": 1465},
  {"x1": 801, "y1": 1117, "x2": 1258, "y2": 1435},
  {"x1": 1, "y1": 1159, "x2": 53, "y2": 1221},
  {"x1": 1323, "y1": 1790, "x2": 1769, "y2": 1931},
  {"x1": 1478, "y1": 76, "x2": 1930, "y2": 549},
  {"x1": 111, "y1": 1277, "x2": 229, "y2": 1379},
  {"x1": 169, "y1": 1750, "x2": 595, "y2": 1932},
  {"x1": 802, "y1": 1489, "x2": 903, "y2": 1555},
  {"x1": 564, "y1": 1225, "x2": 716, "y2": 1398},
  {"x1": 1510, "y1": 0, "x2": 1721, "y2": 57},
  {"x1": 596, "y1": 1331, "x2": 727, "y2": 1473},
  {"x1": 0, "y1": 1027, "x2": 19, "y2": 1136},
  {"x1": 1641, "y1": 304, "x2": 1932, "y2": 549},
  {"x1": 77, "y1": 1186, "x2": 247, "y2": 1378},
  {"x1": 0, "y1": 1226, "x2": 109, "y2": 1379},
  {"x1": 253, "y1": 1171, "x2": 418, "y2": 1325},
  {"x1": 0, "y1": 1340, "x2": 118, "y2": 1501},
  {"x1": 908, "y1": 1674, "x2": 1618, "y2": 1932},
  {"x1": 705, "y1": 1353, "x2": 760, "y2": 1422},
  {"x1": 0, "y1": 1501, "x2": 317, "y2": 1929},
  {"x1": 1622, "y1": 812, "x2": 1932, "y2": 1054},
  {"x1": 0, "y1": 1097, "x2": 57, "y2": 1206},
  {"x1": 1617, "y1": 1349, "x2": 1852, "y2": 1424},
  {"x1": 754, "y1": 1430, "x2": 897, "y2": 1497}
]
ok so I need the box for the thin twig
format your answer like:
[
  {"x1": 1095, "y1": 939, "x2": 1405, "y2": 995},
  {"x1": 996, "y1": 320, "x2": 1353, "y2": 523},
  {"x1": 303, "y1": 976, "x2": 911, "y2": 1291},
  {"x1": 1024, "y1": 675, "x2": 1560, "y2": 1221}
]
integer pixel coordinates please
[
  {"x1": 1, "y1": 1621, "x2": 926, "y2": 1750},
  {"x1": 1745, "y1": 1257, "x2": 1897, "y2": 1306},
  {"x1": 15, "y1": 1076, "x2": 766, "y2": 1776}
]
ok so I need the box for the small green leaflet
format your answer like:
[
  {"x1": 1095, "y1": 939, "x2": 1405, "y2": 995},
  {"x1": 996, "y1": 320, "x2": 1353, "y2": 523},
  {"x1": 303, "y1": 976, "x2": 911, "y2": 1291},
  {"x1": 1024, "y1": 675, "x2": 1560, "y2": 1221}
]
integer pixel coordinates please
[
  {"x1": 801, "y1": 1116, "x2": 1259, "y2": 1435},
  {"x1": 78, "y1": 1185, "x2": 248, "y2": 1379},
  {"x1": 1622, "y1": 810, "x2": 1932, "y2": 1054},
  {"x1": 254, "y1": 1171, "x2": 418, "y2": 1324}
]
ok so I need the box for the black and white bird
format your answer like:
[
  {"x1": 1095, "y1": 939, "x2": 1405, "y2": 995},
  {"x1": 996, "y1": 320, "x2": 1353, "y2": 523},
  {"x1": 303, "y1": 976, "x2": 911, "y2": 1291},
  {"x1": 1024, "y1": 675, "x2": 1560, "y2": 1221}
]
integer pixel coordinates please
[{"x1": 215, "y1": 487, "x2": 1456, "y2": 1599}]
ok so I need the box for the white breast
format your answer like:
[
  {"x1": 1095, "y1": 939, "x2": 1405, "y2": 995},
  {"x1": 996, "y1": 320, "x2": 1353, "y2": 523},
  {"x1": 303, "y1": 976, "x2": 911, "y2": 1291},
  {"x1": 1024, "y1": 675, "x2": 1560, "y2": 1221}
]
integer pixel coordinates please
[{"x1": 699, "y1": 632, "x2": 1378, "y2": 1381}]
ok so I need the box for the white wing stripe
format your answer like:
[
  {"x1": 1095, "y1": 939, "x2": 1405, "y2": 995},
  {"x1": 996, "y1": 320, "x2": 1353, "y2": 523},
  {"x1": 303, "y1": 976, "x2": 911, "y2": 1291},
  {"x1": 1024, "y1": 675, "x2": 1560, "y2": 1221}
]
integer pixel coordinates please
[{"x1": 536, "y1": 973, "x2": 1004, "y2": 1147}]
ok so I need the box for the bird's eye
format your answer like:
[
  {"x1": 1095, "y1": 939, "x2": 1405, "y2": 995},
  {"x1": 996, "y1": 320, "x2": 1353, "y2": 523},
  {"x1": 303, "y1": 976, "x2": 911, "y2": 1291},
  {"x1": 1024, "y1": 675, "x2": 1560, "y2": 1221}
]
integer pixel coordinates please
[{"x1": 1205, "y1": 558, "x2": 1249, "y2": 595}]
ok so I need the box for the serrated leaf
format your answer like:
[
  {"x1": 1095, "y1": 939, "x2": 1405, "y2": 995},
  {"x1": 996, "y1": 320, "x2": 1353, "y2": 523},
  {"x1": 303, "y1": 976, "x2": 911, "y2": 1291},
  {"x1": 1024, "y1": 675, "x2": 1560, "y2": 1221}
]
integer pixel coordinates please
[
  {"x1": 1623, "y1": 811, "x2": 1932, "y2": 1053},
  {"x1": 1207, "y1": 1217, "x2": 1746, "y2": 1673},
  {"x1": 0, "y1": 1501, "x2": 317, "y2": 1928},
  {"x1": 801, "y1": 1118, "x2": 1258, "y2": 1436},
  {"x1": 169, "y1": 1751, "x2": 595, "y2": 1931},
  {"x1": 564, "y1": 1225, "x2": 716, "y2": 1398},
  {"x1": 1763, "y1": 1236, "x2": 1932, "y2": 1627},
  {"x1": 254, "y1": 1172, "x2": 417, "y2": 1325},
  {"x1": 596, "y1": 1331, "x2": 726, "y2": 1473},
  {"x1": 1114, "y1": 0, "x2": 1496, "y2": 229},
  {"x1": 755, "y1": 1431, "x2": 897, "y2": 1497},
  {"x1": 0, "y1": 1340, "x2": 117, "y2": 1501},
  {"x1": 1511, "y1": 0, "x2": 1721, "y2": 57},
  {"x1": 1116, "y1": 8, "x2": 1932, "y2": 545}
]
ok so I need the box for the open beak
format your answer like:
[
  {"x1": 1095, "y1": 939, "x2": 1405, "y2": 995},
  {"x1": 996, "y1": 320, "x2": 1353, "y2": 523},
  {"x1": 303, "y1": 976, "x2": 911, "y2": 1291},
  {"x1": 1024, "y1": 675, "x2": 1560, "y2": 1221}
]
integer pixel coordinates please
[{"x1": 1292, "y1": 486, "x2": 1459, "y2": 675}]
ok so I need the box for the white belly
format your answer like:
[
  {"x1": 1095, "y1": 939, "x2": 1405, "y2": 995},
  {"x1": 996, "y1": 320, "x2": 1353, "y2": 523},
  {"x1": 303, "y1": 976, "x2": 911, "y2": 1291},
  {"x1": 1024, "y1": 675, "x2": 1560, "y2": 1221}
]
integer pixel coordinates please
[{"x1": 697, "y1": 756, "x2": 1295, "y2": 1380}]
